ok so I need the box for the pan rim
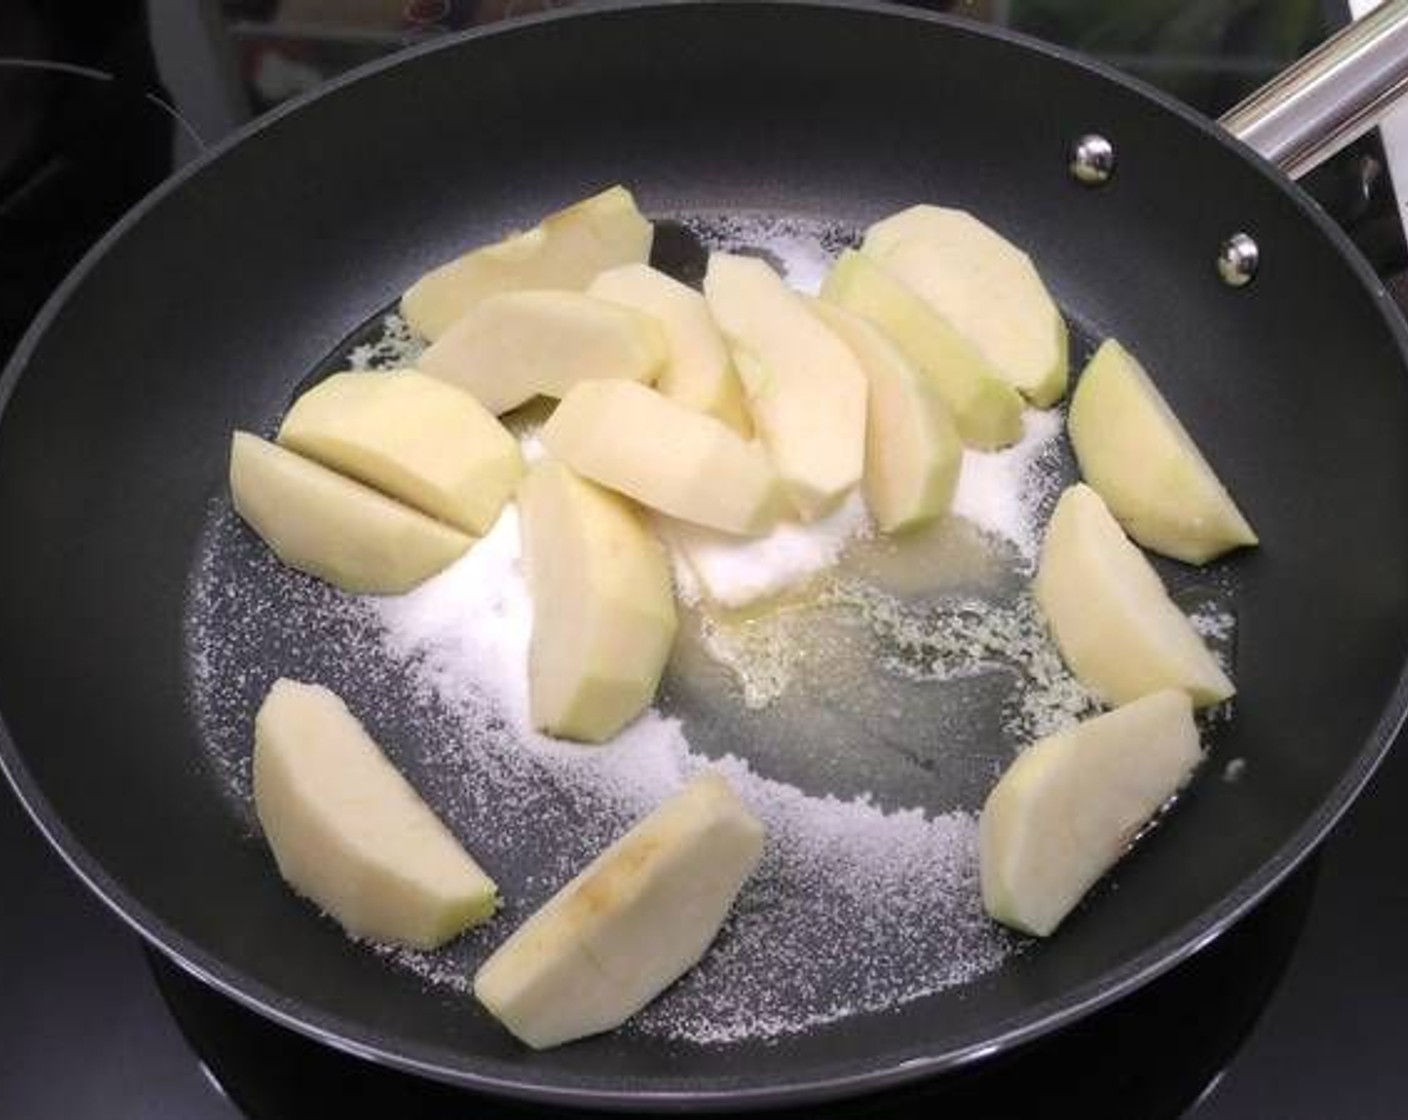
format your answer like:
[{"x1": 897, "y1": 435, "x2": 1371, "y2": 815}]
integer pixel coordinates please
[{"x1": 3, "y1": 0, "x2": 1408, "y2": 1109}]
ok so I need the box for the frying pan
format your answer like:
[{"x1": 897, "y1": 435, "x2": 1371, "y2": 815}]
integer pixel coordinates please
[{"x1": 4, "y1": 0, "x2": 1408, "y2": 1110}]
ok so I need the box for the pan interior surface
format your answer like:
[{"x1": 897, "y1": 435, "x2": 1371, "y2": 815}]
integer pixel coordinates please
[{"x1": 2, "y1": 2, "x2": 1408, "y2": 1107}]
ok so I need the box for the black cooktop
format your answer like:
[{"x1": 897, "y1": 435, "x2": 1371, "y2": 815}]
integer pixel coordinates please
[{"x1": 3, "y1": 3, "x2": 1408, "y2": 1117}]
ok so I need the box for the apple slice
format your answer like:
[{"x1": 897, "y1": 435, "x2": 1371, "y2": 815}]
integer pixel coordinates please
[
  {"x1": 417, "y1": 290, "x2": 667, "y2": 416},
  {"x1": 229, "y1": 432, "x2": 472, "y2": 594},
  {"x1": 401, "y1": 185, "x2": 653, "y2": 341},
  {"x1": 518, "y1": 459, "x2": 678, "y2": 742},
  {"x1": 1069, "y1": 339, "x2": 1258, "y2": 564},
  {"x1": 1035, "y1": 484, "x2": 1234, "y2": 707},
  {"x1": 820, "y1": 250, "x2": 1024, "y2": 450},
  {"x1": 541, "y1": 379, "x2": 784, "y2": 536},
  {"x1": 588, "y1": 263, "x2": 752, "y2": 436},
  {"x1": 980, "y1": 689, "x2": 1201, "y2": 937},
  {"x1": 254, "y1": 678, "x2": 499, "y2": 948},
  {"x1": 808, "y1": 297, "x2": 962, "y2": 533},
  {"x1": 277, "y1": 369, "x2": 522, "y2": 536},
  {"x1": 703, "y1": 253, "x2": 867, "y2": 520},
  {"x1": 861, "y1": 206, "x2": 1069, "y2": 406},
  {"x1": 474, "y1": 770, "x2": 764, "y2": 1049}
]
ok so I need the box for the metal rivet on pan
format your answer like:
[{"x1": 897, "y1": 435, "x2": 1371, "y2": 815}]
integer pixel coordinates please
[
  {"x1": 1069, "y1": 134, "x2": 1115, "y2": 185},
  {"x1": 1217, "y1": 232, "x2": 1259, "y2": 287}
]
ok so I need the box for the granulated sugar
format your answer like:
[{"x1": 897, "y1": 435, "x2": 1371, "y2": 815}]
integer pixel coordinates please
[
  {"x1": 373, "y1": 506, "x2": 696, "y2": 815},
  {"x1": 1190, "y1": 604, "x2": 1236, "y2": 643},
  {"x1": 363, "y1": 504, "x2": 1020, "y2": 1039},
  {"x1": 630, "y1": 754, "x2": 1015, "y2": 1042},
  {"x1": 186, "y1": 488, "x2": 1021, "y2": 1043},
  {"x1": 679, "y1": 212, "x2": 856, "y2": 294},
  {"x1": 663, "y1": 490, "x2": 871, "y2": 609},
  {"x1": 1187, "y1": 602, "x2": 1239, "y2": 725},
  {"x1": 346, "y1": 312, "x2": 424, "y2": 370},
  {"x1": 185, "y1": 499, "x2": 385, "y2": 824},
  {"x1": 951, "y1": 407, "x2": 1065, "y2": 565}
]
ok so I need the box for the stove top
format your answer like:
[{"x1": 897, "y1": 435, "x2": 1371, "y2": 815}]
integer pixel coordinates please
[{"x1": 3, "y1": 2, "x2": 1407, "y2": 1117}]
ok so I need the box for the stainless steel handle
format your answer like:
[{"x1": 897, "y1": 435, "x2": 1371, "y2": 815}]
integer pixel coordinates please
[{"x1": 1219, "y1": 0, "x2": 1408, "y2": 180}]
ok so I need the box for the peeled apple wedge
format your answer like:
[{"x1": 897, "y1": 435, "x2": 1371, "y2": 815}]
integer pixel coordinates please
[
  {"x1": 588, "y1": 263, "x2": 752, "y2": 436},
  {"x1": 1035, "y1": 484, "x2": 1234, "y2": 707},
  {"x1": 821, "y1": 250, "x2": 1024, "y2": 450},
  {"x1": 518, "y1": 460, "x2": 678, "y2": 742},
  {"x1": 474, "y1": 770, "x2": 765, "y2": 1049},
  {"x1": 861, "y1": 206, "x2": 1069, "y2": 407},
  {"x1": 703, "y1": 253, "x2": 867, "y2": 520},
  {"x1": 401, "y1": 185, "x2": 653, "y2": 341},
  {"x1": 808, "y1": 298, "x2": 962, "y2": 533},
  {"x1": 980, "y1": 689, "x2": 1201, "y2": 937},
  {"x1": 254, "y1": 678, "x2": 499, "y2": 948},
  {"x1": 541, "y1": 380, "x2": 784, "y2": 536},
  {"x1": 1069, "y1": 339, "x2": 1258, "y2": 565},
  {"x1": 229, "y1": 432, "x2": 473, "y2": 594},
  {"x1": 277, "y1": 369, "x2": 522, "y2": 535},
  {"x1": 417, "y1": 290, "x2": 667, "y2": 416}
]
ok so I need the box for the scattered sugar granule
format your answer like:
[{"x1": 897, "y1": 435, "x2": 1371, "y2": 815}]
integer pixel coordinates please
[
  {"x1": 359, "y1": 504, "x2": 1020, "y2": 1038},
  {"x1": 951, "y1": 407, "x2": 1064, "y2": 564},
  {"x1": 662, "y1": 490, "x2": 871, "y2": 610},
  {"x1": 1190, "y1": 605, "x2": 1236, "y2": 643},
  {"x1": 679, "y1": 213, "x2": 855, "y2": 294},
  {"x1": 189, "y1": 490, "x2": 1021, "y2": 1040},
  {"x1": 345, "y1": 312, "x2": 424, "y2": 370}
]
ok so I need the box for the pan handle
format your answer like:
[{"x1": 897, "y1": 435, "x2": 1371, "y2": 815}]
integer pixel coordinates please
[{"x1": 1219, "y1": 0, "x2": 1408, "y2": 180}]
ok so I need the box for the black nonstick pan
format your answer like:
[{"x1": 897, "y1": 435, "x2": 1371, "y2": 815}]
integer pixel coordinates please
[{"x1": 5, "y1": 0, "x2": 1408, "y2": 1111}]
